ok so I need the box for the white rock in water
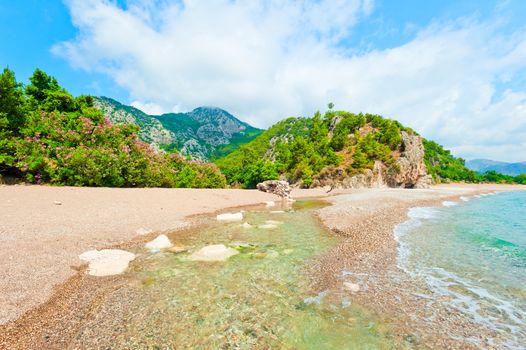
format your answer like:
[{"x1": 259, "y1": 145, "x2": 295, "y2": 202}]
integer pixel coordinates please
[
  {"x1": 188, "y1": 244, "x2": 239, "y2": 261},
  {"x1": 264, "y1": 201, "x2": 275, "y2": 207},
  {"x1": 136, "y1": 227, "x2": 153, "y2": 236},
  {"x1": 241, "y1": 222, "x2": 253, "y2": 229},
  {"x1": 265, "y1": 220, "x2": 283, "y2": 225},
  {"x1": 79, "y1": 249, "x2": 135, "y2": 277},
  {"x1": 216, "y1": 212, "x2": 243, "y2": 222},
  {"x1": 145, "y1": 234, "x2": 172, "y2": 251},
  {"x1": 343, "y1": 282, "x2": 360, "y2": 293},
  {"x1": 258, "y1": 224, "x2": 278, "y2": 229}
]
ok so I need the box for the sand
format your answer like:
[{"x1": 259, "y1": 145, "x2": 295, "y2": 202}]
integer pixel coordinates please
[
  {"x1": 0, "y1": 183, "x2": 524, "y2": 348},
  {"x1": 0, "y1": 185, "x2": 277, "y2": 325}
]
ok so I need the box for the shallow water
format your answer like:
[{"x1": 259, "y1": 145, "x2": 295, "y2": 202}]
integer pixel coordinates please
[
  {"x1": 396, "y1": 191, "x2": 526, "y2": 349},
  {"x1": 70, "y1": 201, "x2": 407, "y2": 349}
]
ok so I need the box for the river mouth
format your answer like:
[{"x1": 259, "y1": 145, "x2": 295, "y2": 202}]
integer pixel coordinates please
[{"x1": 57, "y1": 199, "x2": 407, "y2": 349}]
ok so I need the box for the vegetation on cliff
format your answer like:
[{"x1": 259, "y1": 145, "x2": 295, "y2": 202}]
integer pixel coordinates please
[
  {"x1": 217, "y1": 109, "x2": 524, "y2": 188},
  {"x1": 216, "y1": 110, "x2": 419, "y2": 188},
  {"x1": 0, "y1": 68, "x2": 226, "y2": 188}
]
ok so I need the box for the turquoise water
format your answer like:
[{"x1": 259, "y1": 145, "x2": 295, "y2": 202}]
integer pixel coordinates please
[
  {"x1": 70, "y1": 201, "x2": 409, "y2": 349},
  {"x1": 396, "y1": 191, "x2": 526, "y2": 349}
]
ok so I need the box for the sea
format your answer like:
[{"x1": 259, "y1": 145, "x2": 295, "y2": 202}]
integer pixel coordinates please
[{"x1": 395, "y1": 191, "x2": 526, "y2": 349}]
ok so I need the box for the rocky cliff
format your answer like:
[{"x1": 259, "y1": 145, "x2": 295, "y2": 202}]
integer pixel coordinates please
[
  {"x1": 218, "y1": 111, "x2": 437, "y2": 189},
  {"x1": 312, "y1": 127, "x2": 433, "y2": 189}
]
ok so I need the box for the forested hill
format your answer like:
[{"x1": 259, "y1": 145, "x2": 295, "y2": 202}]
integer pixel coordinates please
[
  {"x1": 216, "y1": 110, "x2": 524, "y2": 188},
  {"x1": 94, "y1": 97, "x2": 262, "y2": 160}
]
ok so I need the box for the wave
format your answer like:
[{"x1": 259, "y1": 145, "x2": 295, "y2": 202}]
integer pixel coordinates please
[{"x1": 393, "y1": 197, "x2": 526, "y2": 349}]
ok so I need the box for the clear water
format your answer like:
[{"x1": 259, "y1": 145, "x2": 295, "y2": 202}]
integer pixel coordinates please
[
  {"x1": 395, "y1": 191, "x2": 526, "y2": 349},
  {"x1": 71, "y1": 201, "x2": 409, "y2": 349}
]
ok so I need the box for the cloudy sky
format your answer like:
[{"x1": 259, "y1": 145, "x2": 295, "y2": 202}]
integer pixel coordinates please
[{"x1": 1, "y1": 0, "x2": 526, "y2": 162}]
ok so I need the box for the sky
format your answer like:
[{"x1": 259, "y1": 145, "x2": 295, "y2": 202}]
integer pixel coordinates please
[{"x1": 1, "y1": 0, "x2": 526, "y2": 162}]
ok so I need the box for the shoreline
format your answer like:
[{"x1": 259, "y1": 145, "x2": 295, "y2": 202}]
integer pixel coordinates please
[
  {"x1": 310, "y1": 184, "x2": 525, "y2": 348},
  {"x1": 0, "y1": 184, "x2": 524, "y2": 347}
]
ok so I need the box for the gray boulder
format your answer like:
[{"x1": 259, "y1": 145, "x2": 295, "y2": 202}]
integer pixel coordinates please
[{"x1": 257, "y1": 180, "x2": 292, "y2": 199}]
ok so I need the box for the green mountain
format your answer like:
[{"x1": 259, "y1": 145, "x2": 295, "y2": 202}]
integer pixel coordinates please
[
  {"x1": 94, "y1": 97, "x2": 263, "y2": 160},
  {"x1": 216, "y1": 110, "x2": 480, "y2": 188}
]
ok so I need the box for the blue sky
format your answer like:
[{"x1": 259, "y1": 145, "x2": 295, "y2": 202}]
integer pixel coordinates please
[{"x1": 1, "y1": 0, "x2": 526, "y2": 161}]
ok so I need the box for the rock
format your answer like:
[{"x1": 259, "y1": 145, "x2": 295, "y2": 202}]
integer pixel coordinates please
[
  {"x1": 241, "y1": 222, "x2": 253, "y2": 229},
  {"x1": 145, "y1": 234, "x2": 172, "y2": 251},
  {"x1": 216, "y1": 212, "x2": 243, "y2": 222},
  {"x1": 387, "y1": 132, "x2": 433, "y2": 188},
  {"x1": 414, "y1": 174, "x2": 433, "y2": 189},
  {"x1": 168, "y1": 245, "x2": 188, "y2": 254},
  {"x1": 136, "y1": 228, "x2": 153, "y2": 236},
  {"x1": 265, "y1": 220, "x2": 283, "y2": 225},
  {"x1": 79, "y1": 249, "x2": 135, "y2": 277},
  {"x1": 256, "y1": 180, "x2": 292, "y2": 199},
  {"x1": 188, "y1": 244, "x2": 239, "y2": 261},
  {"x1": 258, "y1": 224, "x2": 278, "y2": 229},
  {"x1": 343, "y1": 282, "x2": 360, "y2": 293},
  {"x1": 53, "y1": 201, "x2": 62, "y2": 205}
]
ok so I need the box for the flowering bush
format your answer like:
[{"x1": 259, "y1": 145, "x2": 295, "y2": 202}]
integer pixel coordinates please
[{"x1": 1, "y1": 68, "x2": 226, "y2": 188}]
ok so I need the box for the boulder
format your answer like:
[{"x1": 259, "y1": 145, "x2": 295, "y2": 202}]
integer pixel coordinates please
[
  {"x1": 188, "y1": 244, "x2": 239, "y2": 261},
  {"x1": 257, "y1": 180, "x2": 292, "y2": 199}
]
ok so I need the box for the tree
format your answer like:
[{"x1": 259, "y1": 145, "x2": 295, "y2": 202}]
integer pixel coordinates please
[
  {"x1": 0, "y1": 68, "x2": 25, "y2": 133},
  {"x1": 327, "y1": 102, "x2": 334, "y2": 110}
]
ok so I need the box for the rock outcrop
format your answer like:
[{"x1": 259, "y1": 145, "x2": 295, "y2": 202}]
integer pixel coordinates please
[
  {"x1": 386, "y1": 131, "x2": 432, "y2": 188},
  {"x1": 312, "y1": 132, "x2": 433, "y2": 189},
  {"x1": 257, "y1": 180, "x2": 292, "y2": 199}
]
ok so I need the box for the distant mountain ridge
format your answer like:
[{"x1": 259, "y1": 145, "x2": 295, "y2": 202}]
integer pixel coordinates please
[
  {"x1": 466, "y1": 158, "x2": 526, "y2": 176},
  {"x1": 93, "y1": 97, "x2": 262, "y2": 160}
]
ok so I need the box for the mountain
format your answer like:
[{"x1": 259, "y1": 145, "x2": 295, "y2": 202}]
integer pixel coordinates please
[
  {"x1": 466, "y1": 159, "x2": 526, "y2": 176},
  {"x1": 93, "y1": 97, "x2": 263, "y2": 160},
  {"x1": 216, "y1": 110, "x2": 476, "y2": 188}
]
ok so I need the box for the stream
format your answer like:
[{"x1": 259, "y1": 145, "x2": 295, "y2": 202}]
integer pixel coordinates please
[{"x1": 69, "y1": 200, "x2": 406, "y2": 349}]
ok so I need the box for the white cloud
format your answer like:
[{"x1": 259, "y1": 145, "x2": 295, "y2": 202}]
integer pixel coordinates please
[
  {"x1": 130, "y1": 100, "x2": 165, "y2": 115},
  {"x1": 54, "y1": 0, "x2": 526, "y2": 162}
]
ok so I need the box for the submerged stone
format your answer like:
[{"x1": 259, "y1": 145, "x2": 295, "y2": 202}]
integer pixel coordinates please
[
  {"x1": 79, "y1": 249, "x2": 136, "y2": 277},
  {"x1": 168, "y1": 245, "x2": 188, "y2": 254},
  {"x1": 241, "y1": 222, "x2": 253, "y2": 229},
  {"x1": 188, "y1": 244, "x2": 239, "y2": 261},
  {"x1": 216, "y1": 212, "x2": 243, "y2": 222},
  {"x1": 343, "y1": 282, "x2": 361, "y2": 293},
  {"x1": 258, "y1": 224, "x2": 278, "y2": 229},
  {"x1": 145, "y1": 234, "x2": 172, "y2": 251}
]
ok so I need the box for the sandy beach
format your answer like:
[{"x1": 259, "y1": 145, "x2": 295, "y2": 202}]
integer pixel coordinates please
[{"x1": 0, "y1": 183, "x2": 524, "y2": 348}]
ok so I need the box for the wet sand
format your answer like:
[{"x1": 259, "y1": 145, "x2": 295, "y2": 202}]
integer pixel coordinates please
[{"x1": 0, "y1": 183, "x2": 524, "y2": 348}]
